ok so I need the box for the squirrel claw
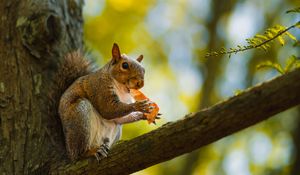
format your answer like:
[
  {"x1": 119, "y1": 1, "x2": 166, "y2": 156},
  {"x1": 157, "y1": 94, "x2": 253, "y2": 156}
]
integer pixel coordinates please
[
  {"x1": 133, "y1": 99, "x2": 152, "y2": 113},
  {"x1": 102, "y1": 143, "x2": 110, "y2": 152},
  {"x1": 94, "y1": 153, "x2": 104, "y2": 162},
  {"x1": 95, "y1": 150, "x2": 107, "y2": 162},
  {"x1": 95, "y1": 144, "x2": 110, "y2": 162}
]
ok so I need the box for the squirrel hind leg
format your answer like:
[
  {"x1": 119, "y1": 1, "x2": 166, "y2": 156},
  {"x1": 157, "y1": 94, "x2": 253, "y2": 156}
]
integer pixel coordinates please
[{"x1": 61, "y1": 99, "x2": 93, "y2": 161}]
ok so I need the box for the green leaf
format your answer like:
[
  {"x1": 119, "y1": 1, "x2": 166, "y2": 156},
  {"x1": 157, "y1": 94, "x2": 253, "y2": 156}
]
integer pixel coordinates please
[
  {"x1": 276, "y1": 25, "x2": 285, "y2": 31},
  {"x1": 268, "y1": 28, "x2": 279, "y2": 35},
  {"x1": 285, "y1": 32, "x2": 297, "y2": 42},
  {"x1": 285, "y1": 55, "x2": 297, "y2": 72},
  {"x1": 277, "y1": 36, "x2": 285, "y2": 45},
  {"x1": 260, "y1": 45, "x2": 268, "y2": 51},
  {"x1": 252, "y1": 38, "x2": 263, "y2": 45},
  {"x1": 286, "y1": 7, "x2": 300, "y2": 14},
  {"x1": 255, "y1": 34, "x2": 268, "y2": 40},
  {"x1": 256, "y1": 61, "x2": 285, "y2": 74},
  {"x1": 265, "y1": 31, "x2": 274, "y2": 39}
]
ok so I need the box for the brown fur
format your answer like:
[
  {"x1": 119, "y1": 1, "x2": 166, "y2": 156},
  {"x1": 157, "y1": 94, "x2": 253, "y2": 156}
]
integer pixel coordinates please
[{"x1": 56, "y1": 44, "x2": 149, "y2": 161}]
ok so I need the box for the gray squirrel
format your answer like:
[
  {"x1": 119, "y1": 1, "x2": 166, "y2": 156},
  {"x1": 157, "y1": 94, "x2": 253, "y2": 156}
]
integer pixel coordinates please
[{"x1": 56, "y1": 43, "x2": 153, "y2": 161}]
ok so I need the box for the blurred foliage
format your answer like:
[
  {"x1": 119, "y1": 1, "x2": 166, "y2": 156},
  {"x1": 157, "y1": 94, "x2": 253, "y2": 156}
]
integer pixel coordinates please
[
  {"x1": 256, "y1": 55, "x2": 300, "y2": 75},
  {"x1": 83, "y1": 0, "x2": 300, "y2": 174}
]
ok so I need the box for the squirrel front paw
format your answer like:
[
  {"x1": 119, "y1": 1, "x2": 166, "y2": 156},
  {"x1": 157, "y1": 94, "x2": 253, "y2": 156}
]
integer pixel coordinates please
[
  {"x1": 132, "y1": 99, "x2": 153, "y2": 113},
  {"x1": 131, "y1": 111, "x2": 146, "y2": 120}
]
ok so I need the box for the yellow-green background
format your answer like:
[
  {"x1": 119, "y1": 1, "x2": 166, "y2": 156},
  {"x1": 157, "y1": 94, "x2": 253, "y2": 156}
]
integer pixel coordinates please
[{"x1": 83, "y1": 0, "x2": 300, "y2": 174}]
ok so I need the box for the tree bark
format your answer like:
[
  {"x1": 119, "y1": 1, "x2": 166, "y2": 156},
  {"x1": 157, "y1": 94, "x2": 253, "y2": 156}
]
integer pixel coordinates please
[
  {"x1": 50, "y1": 68, "x2": 300, "y2": 175},
  {"x1": 0, "y1": 0, "x2": 83, "y2": 174}
]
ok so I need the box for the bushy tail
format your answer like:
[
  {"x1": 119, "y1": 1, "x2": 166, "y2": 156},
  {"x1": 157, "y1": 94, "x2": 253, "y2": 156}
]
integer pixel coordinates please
[
  {"x1": 48, "y1": 51, "x2": 93, "y2": 156},
  {"x1": 52, "y1": 51, "x2": 92, "y2": 98},
  {"x1": 50, "y1": 51, "x2": 92, "y2": 113}
]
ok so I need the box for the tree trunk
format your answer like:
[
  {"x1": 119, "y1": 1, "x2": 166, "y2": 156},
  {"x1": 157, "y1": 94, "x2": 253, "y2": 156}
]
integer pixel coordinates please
[{"x1": 0, "y1": 0, "x2": 83, "y2": 174}]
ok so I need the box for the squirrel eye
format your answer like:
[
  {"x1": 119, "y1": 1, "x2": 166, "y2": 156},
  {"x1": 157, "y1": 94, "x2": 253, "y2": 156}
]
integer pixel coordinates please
[{"x1": 122, "y1": 62, "x2": 129, "y2": 69}]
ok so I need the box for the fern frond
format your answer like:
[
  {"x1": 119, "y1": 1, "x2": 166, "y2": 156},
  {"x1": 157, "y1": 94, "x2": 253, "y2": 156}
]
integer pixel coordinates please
[
  {"x1": 256, "y1": 61, "x2": 284, "y2": 74},
  {"x1": 256, "y1": 55, "x2": 300, "y2": 74},
  {"x1": 206, "y1": 21, "x2": 299, "y2": 58}
]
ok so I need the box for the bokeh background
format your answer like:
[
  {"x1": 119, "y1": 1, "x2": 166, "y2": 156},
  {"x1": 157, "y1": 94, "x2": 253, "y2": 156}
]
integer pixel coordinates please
[{"x1": 82, "y1": 0, "x2": 300, "y2": 174}]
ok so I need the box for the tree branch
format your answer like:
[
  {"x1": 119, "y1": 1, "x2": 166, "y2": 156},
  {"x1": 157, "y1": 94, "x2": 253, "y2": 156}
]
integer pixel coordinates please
[
  {"x1": 51, "y1": 68, "x2": 300, "y2": 175},
  {"x1": 205, "y1": 21, "x2": 300, "y2": 58}
]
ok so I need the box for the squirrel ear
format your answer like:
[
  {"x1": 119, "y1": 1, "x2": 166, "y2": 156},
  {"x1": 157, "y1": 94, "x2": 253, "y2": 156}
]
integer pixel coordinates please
[
  {"x1": 112, "y1": 43, "x2": 121, "y2": 63},
  {"x1": 137, "y1": 55, "x2": 143, "y2": 62}
]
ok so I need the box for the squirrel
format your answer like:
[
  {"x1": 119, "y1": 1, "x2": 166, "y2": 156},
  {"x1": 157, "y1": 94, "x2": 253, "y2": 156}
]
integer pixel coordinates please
[{"x1": 54, "y1": 43, "x2": 152, "y2": 161}]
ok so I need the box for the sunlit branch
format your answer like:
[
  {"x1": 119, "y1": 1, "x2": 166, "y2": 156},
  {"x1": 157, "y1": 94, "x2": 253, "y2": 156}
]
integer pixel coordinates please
[
  {"x1": 50, "y1": 67, "x2": 300, "y2": 175},
  {"x1": 205, "y1": 21, "x2": 300, "y2": 58}
]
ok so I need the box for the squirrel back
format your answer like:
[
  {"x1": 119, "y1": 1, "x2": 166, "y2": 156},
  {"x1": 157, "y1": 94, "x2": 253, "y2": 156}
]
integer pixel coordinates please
[{"x1": 48, "y1": 51, "x2": 93, "y2": 146}]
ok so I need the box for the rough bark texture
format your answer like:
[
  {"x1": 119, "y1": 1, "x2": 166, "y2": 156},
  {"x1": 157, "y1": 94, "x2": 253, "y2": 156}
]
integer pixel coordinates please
[
  {"x1": 50, "y1": 68, "x2": 300, "y2": 175},
  {"x1": 0, "y1": 0, "x2": 83, "y2": 174}
]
